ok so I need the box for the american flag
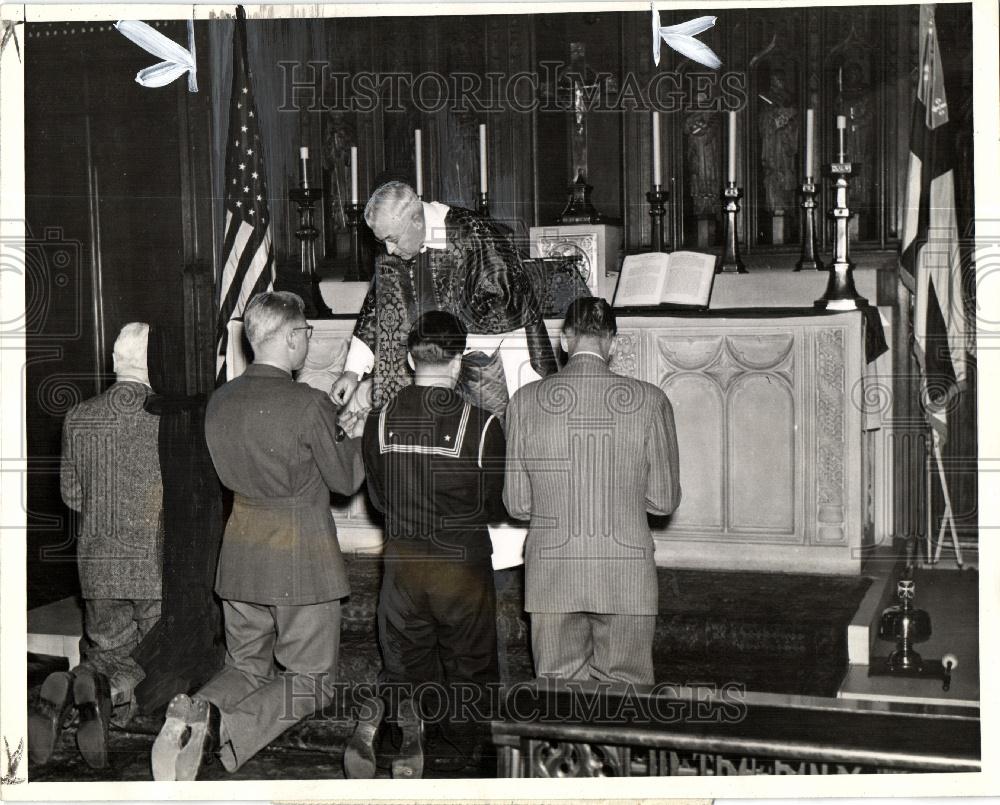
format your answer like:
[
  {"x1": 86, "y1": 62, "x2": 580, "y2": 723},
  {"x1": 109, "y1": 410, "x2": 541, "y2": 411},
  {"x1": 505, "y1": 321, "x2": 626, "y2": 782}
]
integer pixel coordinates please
[
  {"x1": 900, "y1": 3, "x2": 968, "y2": 443},
  {"x1": 216, "y1": 5, "x2": 274, "y2": 384}
]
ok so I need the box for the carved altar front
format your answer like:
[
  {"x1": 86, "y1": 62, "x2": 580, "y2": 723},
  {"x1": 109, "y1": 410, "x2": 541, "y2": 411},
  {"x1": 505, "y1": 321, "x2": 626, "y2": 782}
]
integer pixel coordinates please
[
  {"x1": 303, "y1": 308, "x2": 880, "y2": 575},
  {"x1": 617, "y1": 313, "x2": 870, "y2": 574}
]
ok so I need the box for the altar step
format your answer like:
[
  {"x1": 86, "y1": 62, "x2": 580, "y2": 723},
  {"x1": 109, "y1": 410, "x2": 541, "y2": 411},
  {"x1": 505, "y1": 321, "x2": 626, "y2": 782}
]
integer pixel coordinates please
[
  {"x1": 838, "y1": 553, "x2": 980, "y2": 709},
  {"x1": 28, "y1": 560, "x2": 875, "y2": 780}
]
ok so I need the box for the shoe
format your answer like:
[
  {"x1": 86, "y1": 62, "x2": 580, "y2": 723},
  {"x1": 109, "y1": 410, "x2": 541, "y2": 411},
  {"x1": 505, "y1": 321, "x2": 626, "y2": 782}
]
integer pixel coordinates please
[
  {"x1": 344, "y1": 695, "x2": 385, "y2": 779},
  {"x1": 174, "y1": 698, "x2": 221, "y2": 781},
  {"x1": 151, "y1": 694, "x2": 221, "y2": 781},
  {"x1": 28, "y1": 671, "x2": 75, "y2": 766},
  {"x1": 73, "y1": 670, "x2": 112, "y2": 769},
  {"x1": 391, "y1": 698, "x2": 424, "y2": 780}
]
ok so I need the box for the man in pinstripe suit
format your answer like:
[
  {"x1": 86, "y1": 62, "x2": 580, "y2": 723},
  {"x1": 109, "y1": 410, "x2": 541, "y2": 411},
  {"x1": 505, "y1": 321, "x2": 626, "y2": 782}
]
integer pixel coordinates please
[{"x1": 504, "y1": 297, "x2": 681, "y2": 686}]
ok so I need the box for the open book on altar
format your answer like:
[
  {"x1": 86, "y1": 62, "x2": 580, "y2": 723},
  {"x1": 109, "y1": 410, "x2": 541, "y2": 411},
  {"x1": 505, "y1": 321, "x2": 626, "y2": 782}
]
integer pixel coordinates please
[{"x1": 612, "y1": 250, "x2": 717, "y2": 309}]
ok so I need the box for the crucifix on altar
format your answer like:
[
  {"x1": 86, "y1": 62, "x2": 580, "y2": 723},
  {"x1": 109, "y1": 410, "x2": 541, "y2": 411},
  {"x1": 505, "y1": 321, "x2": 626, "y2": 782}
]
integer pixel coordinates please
[{"x1": 558, "y1": 42, "x2": 610, "y2": 223}]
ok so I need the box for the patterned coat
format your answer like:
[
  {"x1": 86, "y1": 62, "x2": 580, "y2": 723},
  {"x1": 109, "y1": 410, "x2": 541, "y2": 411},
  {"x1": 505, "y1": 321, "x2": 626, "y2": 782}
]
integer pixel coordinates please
[
  {"x1": 353, "y1": 206, "x2": 558, "y2": 409},
  {"x1": 503, "y1": 354, "x2": 682, "y2": 615},
  {"x1": 60, "y1": 381, "x2": 163, "y2": 600}
]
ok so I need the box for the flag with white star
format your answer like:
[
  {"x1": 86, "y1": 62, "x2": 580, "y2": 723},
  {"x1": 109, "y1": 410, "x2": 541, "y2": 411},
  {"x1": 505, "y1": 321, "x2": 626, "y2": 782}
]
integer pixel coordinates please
[{"x1": 216, "y1": 5, "x2": 274, "y2": 384}]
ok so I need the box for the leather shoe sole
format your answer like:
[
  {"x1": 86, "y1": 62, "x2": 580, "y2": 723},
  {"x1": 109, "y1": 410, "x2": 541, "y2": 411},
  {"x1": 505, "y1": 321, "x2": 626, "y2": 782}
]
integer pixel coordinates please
[
  {"x1": 344, "y1": 696, "x2": 385, "y2": 779},
  {"x1": 152, "y1": 694, "x2": 220, "y2": 781},
  {"x1": 391, "y1": 699, "x2": 424, "y2": 780},
  {"x1": 73, "y1": 671, "x2": 111, "y2": 770},
  {"x1": 28, "y1": 671, "x2": 74, "y2": 766}
]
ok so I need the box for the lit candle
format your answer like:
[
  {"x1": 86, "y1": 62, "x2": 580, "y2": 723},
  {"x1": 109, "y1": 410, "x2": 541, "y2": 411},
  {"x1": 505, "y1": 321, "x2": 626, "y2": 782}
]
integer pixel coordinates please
[
  {"x1": 805, "y1": 108, "x2": 814, "y2": 180},
  {"x1": 299, "y1": 146, "x2": 309, "y2": 190},
  {"x1": 651, "y1": 112, "x2": 662, "y2": 187},
  {"x1": 479, "y1": 124, "x2": 488, "y2": 193},
  {"x1": 350, "y1": 146, "x2": 358, "y2": 204},
  {"x1": 727, "y1": 111, "x2": 737, "y2": 184},
  {"x1": 836, "y1": 114, "x2": 847, "y2": 163},
  {"x1": 414, "y1": 128, "x2": 423, "y2": 198}
]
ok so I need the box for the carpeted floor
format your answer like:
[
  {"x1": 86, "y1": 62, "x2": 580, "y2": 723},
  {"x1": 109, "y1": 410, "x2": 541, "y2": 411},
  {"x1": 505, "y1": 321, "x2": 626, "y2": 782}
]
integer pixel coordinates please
[{"x1": 28, "y1": 557, "x2": 870, "y2": 781}]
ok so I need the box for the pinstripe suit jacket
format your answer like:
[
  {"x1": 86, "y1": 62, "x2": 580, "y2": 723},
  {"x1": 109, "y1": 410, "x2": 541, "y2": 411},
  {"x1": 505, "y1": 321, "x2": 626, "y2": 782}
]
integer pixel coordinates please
[{"x1": 503, "y1": 353, "x2": 681, "y2": 615}]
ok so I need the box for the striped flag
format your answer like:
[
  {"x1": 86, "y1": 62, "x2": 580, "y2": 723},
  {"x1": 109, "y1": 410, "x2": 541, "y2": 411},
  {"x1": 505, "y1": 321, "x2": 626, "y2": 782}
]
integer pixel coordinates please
[
  {"x1": 216, "y1": 5, "x2": 274, "y2": 384},
  {"x1": 900, "y1": 4, "x2": 967, "y2": 442}
]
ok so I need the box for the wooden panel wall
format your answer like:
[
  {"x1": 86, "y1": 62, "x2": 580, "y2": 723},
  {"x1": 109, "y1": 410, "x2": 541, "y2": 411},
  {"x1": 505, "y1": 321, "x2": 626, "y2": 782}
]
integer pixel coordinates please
[{"x1": 24, "y1": 20, "x2": 215, "y2": 607}]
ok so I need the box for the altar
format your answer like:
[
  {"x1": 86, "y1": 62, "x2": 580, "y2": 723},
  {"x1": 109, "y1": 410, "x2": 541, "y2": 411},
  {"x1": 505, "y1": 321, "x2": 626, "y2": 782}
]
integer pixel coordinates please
[{"x1": 307, "y1": 267, "x2": 892, "y2": 576}]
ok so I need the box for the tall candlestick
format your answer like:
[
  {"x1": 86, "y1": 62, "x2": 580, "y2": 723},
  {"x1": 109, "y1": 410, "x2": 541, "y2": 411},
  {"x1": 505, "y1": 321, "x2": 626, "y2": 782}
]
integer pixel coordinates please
[
  {"x1": 479, "y1": 124, "x2": 488, "y2": 193},
  {"x1": 727, "y1": 111, "x2": 737, "y2": 183},
  {"x1": 299, "y1": 146, "x2": 309, "y2": 190},
  {"x1": 837, "y1": 115, "x2": 847, "y2": 163},
  {"x1": 414, "y1": 129, "x2": 423, "y2": 198},
  {"x1": 652, "y1": 112, "x2": 662, "y2": 187},
  {"x1": 805, "y1": 108, "x2": 814, "y2": 179},
  {"x1": 350, "y1": 146, "x2": 358, "y2": 204}
]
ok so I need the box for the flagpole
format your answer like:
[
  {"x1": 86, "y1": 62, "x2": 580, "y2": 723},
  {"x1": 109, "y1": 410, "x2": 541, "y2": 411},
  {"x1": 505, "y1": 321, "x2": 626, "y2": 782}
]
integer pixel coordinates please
[
  {"x1": 931, "y1": 430, "x2": 964, "y2": 566},
  {"x1": 924, "y1": 448, "x2": 933, "y2": 565}
]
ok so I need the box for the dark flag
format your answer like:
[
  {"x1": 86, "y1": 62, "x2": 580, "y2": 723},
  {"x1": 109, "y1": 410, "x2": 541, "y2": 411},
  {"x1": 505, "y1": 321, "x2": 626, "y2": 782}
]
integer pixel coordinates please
[
  {"x1": 900, "y1": 4, "x2": 968, "y2": 442},
  {"x1": 216, "y1": 6, "x2": 274, "y2": 384}
]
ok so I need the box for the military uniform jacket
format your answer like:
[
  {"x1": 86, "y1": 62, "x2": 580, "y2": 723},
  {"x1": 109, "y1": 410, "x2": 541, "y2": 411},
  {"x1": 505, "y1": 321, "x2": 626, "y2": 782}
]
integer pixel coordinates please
[
  {"x1": 353, "y1": 206, "x2": 558, "y2": 409},
  {"x1": 61, "y1": 381, "x2": 163, "y2": 600},
  {"x1": 205, "y1": 364, "x2": 365, "y2": 605},
  {"x1": 503, "y1": 355, "x2": 682, "y2": 615}
]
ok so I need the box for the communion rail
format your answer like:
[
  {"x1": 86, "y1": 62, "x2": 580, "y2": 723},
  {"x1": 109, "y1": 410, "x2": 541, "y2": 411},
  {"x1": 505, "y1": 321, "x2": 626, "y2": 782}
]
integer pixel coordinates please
[{"x1": 491, "y1": 681, "x2": 980, "y2": 776}]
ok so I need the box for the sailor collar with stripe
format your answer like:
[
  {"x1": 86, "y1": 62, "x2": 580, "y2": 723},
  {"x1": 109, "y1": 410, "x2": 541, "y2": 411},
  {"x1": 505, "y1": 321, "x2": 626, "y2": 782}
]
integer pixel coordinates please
[{"x1": 378, "y1": 385, "x2": 470, "y2": 458}]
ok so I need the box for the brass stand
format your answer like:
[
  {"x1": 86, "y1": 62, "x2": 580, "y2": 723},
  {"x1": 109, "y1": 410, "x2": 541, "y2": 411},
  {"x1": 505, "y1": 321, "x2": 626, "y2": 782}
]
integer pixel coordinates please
[
  {"x1": 344, "y1": 202, "x2": 369, "y2": 282},
  {"x1": 477, "y1": 192, "x2": 490, "y2": 218},
  {"x1": 290, "y1": 187, "x2": 333, "y2": 317},
  {"x1": 795, "y1": 180, "x2": 824, "y2": 271},
  {"x1": 558, "y1": 172, "x2": 603, "y2": 224},
  {"x1": 718, "y1": 182, "x2": 746, "y2": 274},
  {"x1": 646, "y1": 187, "x2": 669, "y2": 253},
  {"x1": 815, "y1": 162, "x2": 867, "y2": 309}
]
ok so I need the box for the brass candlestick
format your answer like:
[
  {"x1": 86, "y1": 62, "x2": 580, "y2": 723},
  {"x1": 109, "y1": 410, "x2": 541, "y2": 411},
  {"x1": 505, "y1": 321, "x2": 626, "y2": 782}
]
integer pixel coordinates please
[
  {"x1": 718, "y1": 182, "x2": 746, "y2": 274},
  {"x1": 815, "y1": 161, "x2": 867, "y2": 309},
  {"x1": 646, "y1": 187, "x2": 669, "y2": 253},
  {"x1": 795, "y1": 179, "x2": 824, "y2": 271},
  {"x1": 477, "y1": 191, "x2": 490, "y2": 217},
  {"x1": 344, "y1": 202, "x2": 369, "y2": 283},
  {"x1": 290, "y1": 186, "x2": 333, "y2": 317}
]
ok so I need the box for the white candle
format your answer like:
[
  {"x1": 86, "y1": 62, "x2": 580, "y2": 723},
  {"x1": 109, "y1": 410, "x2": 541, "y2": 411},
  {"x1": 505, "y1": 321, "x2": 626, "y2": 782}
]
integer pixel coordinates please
[
  {"x1": 651, "y1": 112, "x2": 662, "y2": 187},
  {"x1": 414, "y1": 128, "x2": 423, "y2": 198},
  {"x1": 350, "y1": 146, "x2": 358, "y2": 204},
  {"x1": 299, "y1": 146, "x2": 309, "y2": 189},
  {"x1": 479, "y1": 124, "x2": 488, "y2": 193},
  {"x1": 727, "y1": 111, "x2": 737, "y2": 184},
  {"x1": 836, "y1": 114, "x2": 847, "y2": 162},
  {"x1": 805, "y1": 108, "x2": 814, "y2": 179}
]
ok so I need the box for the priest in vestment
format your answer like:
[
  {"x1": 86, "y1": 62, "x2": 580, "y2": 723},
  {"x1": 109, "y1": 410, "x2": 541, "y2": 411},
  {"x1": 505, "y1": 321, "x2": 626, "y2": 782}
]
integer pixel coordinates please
[{"x1": 330, "y1": 181, "x2": 557, "y2": 417}]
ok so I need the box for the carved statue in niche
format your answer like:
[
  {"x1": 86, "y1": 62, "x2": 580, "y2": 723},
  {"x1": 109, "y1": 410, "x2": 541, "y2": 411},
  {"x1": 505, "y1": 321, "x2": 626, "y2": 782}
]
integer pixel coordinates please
[
  {"x1": 758, "y1": 71, "x2": 798, "y2": 240},
  {"x1": 438, "y1": 110, "x2": 478, "y2": 208},
  {"x1": 684, "y1": 97, "x2": 721, "y2": 246},
  {"x1": 835, "y1": 58, "x2": 875, "y2": 239},
  {"x1": 323, "y1": 112, "x2": 357, "y2": 256},
  {"x1": 438, "y1": 34, "x2": 479, "y2": 207}
]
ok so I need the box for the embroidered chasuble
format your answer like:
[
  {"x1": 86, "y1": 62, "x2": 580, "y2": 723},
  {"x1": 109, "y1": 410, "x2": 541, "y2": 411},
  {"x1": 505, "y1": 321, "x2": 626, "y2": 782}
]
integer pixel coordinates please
[{"x1": 354, "y1": 206, "x2": 558, "y2": 410}]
